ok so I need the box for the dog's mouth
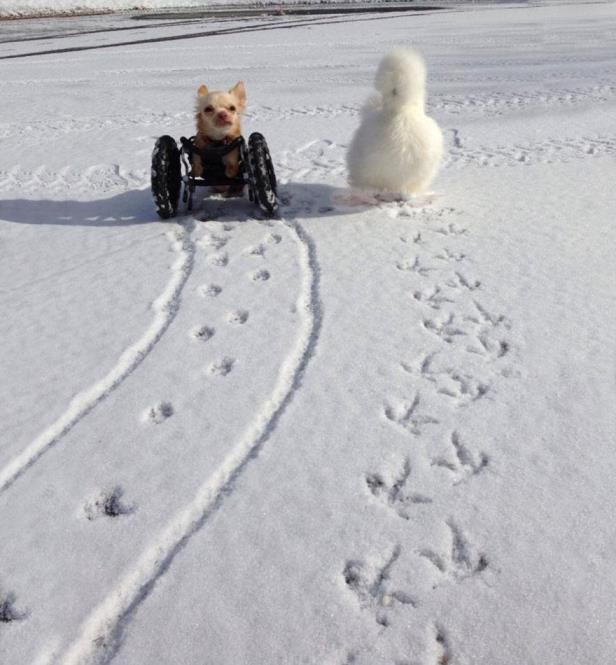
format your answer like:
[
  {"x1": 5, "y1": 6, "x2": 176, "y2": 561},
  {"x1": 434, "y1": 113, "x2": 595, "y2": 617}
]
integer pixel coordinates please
[{"x1": 215, "y1": 116, "x2": 233, "y2": 127}]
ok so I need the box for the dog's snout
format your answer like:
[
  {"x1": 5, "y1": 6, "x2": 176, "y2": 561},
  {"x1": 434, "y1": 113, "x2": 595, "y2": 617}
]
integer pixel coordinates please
[{"x1": 214, "y1": 109, "x2": 234, "y2": 127}]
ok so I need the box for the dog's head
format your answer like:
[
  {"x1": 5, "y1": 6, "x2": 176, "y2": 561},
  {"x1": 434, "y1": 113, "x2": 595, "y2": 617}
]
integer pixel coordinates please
[{"x1": 195, "y1": 81, "x2": 246, "y2": 141}]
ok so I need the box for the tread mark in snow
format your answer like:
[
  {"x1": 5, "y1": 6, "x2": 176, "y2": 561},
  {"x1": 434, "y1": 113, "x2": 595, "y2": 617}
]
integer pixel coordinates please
[
  {"x1": 2, "y1": 134, "x2": 613, "y2": 195},
  {"x1": 59, "y1": 216, "x2": 322, "y2": 665},
  {"x1": 0, "y1": 220, "x2": 196, "y2": 495},
  {"x1": 0, "y1": 85, "x2": 613, "y2": 145}
]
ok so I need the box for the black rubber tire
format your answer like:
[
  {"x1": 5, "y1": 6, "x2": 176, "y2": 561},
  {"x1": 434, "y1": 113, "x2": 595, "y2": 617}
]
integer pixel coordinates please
[
  {"x1": 151, "y1": 135, "x2": 181, "y2": 219},
  {"x1": 248, "y1": 133, "x2": 279, "y2": 216}
]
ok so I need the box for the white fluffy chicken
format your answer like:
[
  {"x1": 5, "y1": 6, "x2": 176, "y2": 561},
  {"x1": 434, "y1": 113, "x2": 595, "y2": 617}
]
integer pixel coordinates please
[{"x1": 346, "y1": 48, "x2": 443, "y2": 196}]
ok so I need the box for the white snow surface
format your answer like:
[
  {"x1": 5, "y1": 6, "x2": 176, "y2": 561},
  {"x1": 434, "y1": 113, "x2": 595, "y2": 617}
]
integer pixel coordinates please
[{"x1": 1, "y1": 2, "x2": 615, "y2": 664}]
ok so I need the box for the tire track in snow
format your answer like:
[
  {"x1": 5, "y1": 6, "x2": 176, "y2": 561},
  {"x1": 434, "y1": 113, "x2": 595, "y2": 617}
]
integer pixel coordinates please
[
  {"x1": 60, "y1": 216, "x2": 322, "y2": 665},
  {"x1": 3, "y1": 131, "x2": 607, "y2": 197},
  {"x1": 0, "y1": 163, "x2": 146, "y2": 195},
  {"x1": 0, "y1": 220, "x2": 196, "y2": 494}
]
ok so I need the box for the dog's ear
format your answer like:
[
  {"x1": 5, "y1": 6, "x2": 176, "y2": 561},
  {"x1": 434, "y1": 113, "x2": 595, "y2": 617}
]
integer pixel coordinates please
[
  {"x1": 229, "y1": 81, "x2": 246, "y2": 109},
  {"x1": 197, "y1": 84, "x2": 209, "y2": 96}
]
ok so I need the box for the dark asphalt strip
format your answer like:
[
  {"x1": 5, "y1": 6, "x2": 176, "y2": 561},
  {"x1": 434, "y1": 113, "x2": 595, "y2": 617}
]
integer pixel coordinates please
[{"x1": 0, "y1": 9, "x2": 443, "y2": 61}]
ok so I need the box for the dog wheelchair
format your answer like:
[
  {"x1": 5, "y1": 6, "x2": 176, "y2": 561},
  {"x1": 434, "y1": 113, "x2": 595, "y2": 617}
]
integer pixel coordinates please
[{"x1": 151, "y1": 132, "x2": 279, "y2": 219}]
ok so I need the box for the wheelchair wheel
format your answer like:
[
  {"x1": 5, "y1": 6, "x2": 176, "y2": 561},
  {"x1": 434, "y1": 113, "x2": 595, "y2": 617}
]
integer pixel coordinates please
[
  {"x1": 247, "y1": 132, "x2": 279, "y2": 216},
  {"x1": 151, "y1": 135, "x2": 181, "y2": 219}
]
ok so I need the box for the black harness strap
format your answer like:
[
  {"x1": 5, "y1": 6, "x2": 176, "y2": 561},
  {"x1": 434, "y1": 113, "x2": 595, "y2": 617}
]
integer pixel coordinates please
[{"x1": 180, "y1": 135, "x2": 244, "y2": 165}]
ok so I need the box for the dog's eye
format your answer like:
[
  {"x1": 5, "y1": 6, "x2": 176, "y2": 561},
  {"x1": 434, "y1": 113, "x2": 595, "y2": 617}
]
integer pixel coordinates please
[
  {"x1": 228, "y1": 105, "x2": 236, "y2": 112},
  {"x1": 203, "y1": 105, "x2": 214, "y2": 113}
]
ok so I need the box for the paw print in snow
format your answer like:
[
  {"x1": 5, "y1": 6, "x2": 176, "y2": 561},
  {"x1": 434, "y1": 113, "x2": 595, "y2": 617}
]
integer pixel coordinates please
[
  {"x1": 208, "y1": 357, "x2": 235, "y2": 376},
  {"x1": 199, "y1": 283, "x2": 222, "y2": 298},
  {"x1": 191, "y1": 326, "x2": 215, "y2": 342},
  {"x1": 251, "y1": 269, "x2": 271, "y2": 282},
  {"x1": 0, "y1": 591, "x2": 26, "y2": 623},
  {"x1": 227, "y1": 310, "x2": 249, "y2": 325},
  {"x1": 144, "y1": 401, "x2": 174, "y2": 424},
  {"x1": 84, "y1": 486, "x2": 136, "y2": 521},
  {"x1": 208, "y1": 252, "x2": 228, "y2": 267}
]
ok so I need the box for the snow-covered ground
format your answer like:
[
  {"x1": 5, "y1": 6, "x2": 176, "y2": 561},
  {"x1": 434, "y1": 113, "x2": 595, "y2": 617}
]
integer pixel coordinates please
[{"x1": 1, "y1": 2, "x2": 615, "y2": 664}]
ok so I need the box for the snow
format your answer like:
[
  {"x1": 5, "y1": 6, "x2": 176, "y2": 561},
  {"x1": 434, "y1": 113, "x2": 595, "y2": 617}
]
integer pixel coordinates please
[{"x1": 1, "y1": 1, "x2": 615, "y2": 664}]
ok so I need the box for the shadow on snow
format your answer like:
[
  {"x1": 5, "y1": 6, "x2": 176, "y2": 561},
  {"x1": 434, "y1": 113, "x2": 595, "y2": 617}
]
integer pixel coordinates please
[{"x1": 0, "y1": 183, "x2": 371, "y2": 228}]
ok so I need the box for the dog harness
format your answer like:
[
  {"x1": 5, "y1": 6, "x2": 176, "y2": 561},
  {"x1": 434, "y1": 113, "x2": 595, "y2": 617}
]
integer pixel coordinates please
[{"x1": 181, "y1": 135, "x2": 243, "y2": 164}]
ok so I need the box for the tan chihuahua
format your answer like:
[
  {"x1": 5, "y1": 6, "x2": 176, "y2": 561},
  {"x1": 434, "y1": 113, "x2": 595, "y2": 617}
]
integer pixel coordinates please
[{"x1": 193, "y1": 81, "x2": 246, "y2": 192}]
